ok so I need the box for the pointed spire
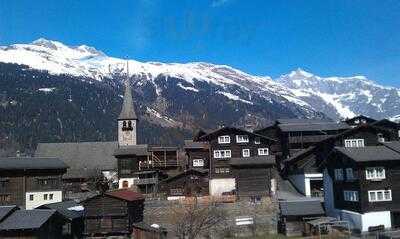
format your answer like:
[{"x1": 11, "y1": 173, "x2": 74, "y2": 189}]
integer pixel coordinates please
[{"x1": 118, "y1": 62, "x2": 138, "y2": 120}]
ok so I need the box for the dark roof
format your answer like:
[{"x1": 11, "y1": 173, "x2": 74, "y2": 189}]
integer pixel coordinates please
[
  {"x1": 284, "y1": 146, "x2": 316, "y2": 163},
  {"x1": 0, "y1": 209, "x2": 57, "y2": 230},
  {"x1": 183, "y1": 140, "x2": 209, "y2": 149},
  {"x1": 118, "y1": 80, "x2": 138, "y2": 120},
  {"x1": 279, "y1": 200, "x2": 325, "y2": 216},
  {"x1": 38, "y1": 201, "x2": 83, "y2": 221},
  {"x1": 198, "y1": 126, "x2": 276, "y2": 142},
  {"x1": 381, "y1": 141, "x2": 400, "y2": 153},
  {"x1": 276, "y1": 118, "x2": 334, "y2": 124},
  {"x1": 35, "y1": 141, "x2": 117, "y2": 179},
  {"x1": 0, "y1": 157, "x2": 68, "y2": 171},
  {"x1": 148, "y1": 146, "x2": 178, "y2": 152},
  {"x1": 114, "y1": 144, "x2": 149, "y2": 156},
  {"x1": 106, "y1": 189, "x2": 144, "y2": 201},
  {"x1": 335, "y1": 146, "x2": 400, "y2": 162},
  {"x1": 344, "y1": 115, "x2": 376, "y2": 124},
  {"x1": 0, "y1": 206, "x2": 18, "y2": 222},
  {"x1": 229, "y1": 156, "x2": 276, "y2": 166},
  {"x1": 278, "y1": 122, "x2": 350, "y2": 132},
  {"x1": 160, "y1": 169, "x2": 208, "y2": 183}
]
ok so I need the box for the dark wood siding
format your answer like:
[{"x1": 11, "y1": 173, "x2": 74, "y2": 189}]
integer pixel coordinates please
[
  {"x1": 159, "y1": 171, "x2": 209, "y2": 197},
  {"x1": 232, "y1": 166, "x2": 276, "y2": 197}
]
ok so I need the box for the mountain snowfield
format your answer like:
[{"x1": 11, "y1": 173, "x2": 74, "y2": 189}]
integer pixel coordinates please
[{"x1": 1, "y1": 38, "x2": 399, "y2": 121}]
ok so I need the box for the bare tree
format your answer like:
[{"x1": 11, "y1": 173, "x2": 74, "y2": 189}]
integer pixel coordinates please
[{"x1": 168, "y1": 199, "x2": 226, "y2": 239}]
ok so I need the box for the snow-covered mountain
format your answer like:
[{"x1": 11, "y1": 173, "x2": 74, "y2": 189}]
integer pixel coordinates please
[
  {"x1": 277, "y1": 69, "x2": 400, "y2": 120},
  {"x1": 1, "y1": 38, "x2": 399, "y2": 123},
  {"x1": 0, "y1": 38, "x2": 321, "y2": 121}
]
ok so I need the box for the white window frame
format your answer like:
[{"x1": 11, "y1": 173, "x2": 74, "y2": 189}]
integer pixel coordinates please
[
  {"x1": 215, "y1": 167, "x2": 230, "y2": 174},
  {"x1": 218, "y1": 135, "x2": 230, "y2": 144},
  {"x1": 213, "y1": 150, "x2": 231, "y2": 159},
  {"x1": 236, "y1": 135, "x2": 249, "y2": 143},
  {"x1": 193, "y1": 159, "x2": 204, "y2": 167},
  {"x1": 254, "y1": 137, "x2": 261, "y2": 144},
  {"x1": 365, "y1": 167, "x2": 385, "y2": 180},
  {"x1": 344, "y1": 139, "x2": 365, "y2": 148},
  {"x1": 343, "y1": 190, "x2": 359, "y2": 202},
  {"x1": 334, "y1": 169, "x2": 344, "y2": 181},
  {"x1": 368, "y1": 190, "x2": 392, "y2": 202},
  {"x1": 346, "y1": 168, "x2": 355, "y2": 180},
  {"x1": 258, "y1": 148, "x2": 269, "y2": 156},
  {"x1": 242, "y1": 149, "x2": 250, "y2": 157}
]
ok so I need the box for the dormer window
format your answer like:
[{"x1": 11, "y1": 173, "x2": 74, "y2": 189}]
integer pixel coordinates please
[
  {"x1": 218, "y1": 135, "x2": 230, "y2": 144},
  {"x1": 236, "y1": 135, "x2": 249, "y2": 143},
  {"x1": 344, "y1": 139, "x2": 365, "y2": 148}
]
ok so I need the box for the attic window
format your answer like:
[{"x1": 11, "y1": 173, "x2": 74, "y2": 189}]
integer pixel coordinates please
[
  {"x1": 236, "y1": 135, "x2": 249, "y2": 143},
  {"x1": 218, "y1": 135, "x2": 230, "y2": 144},
  {"x1": 344, "y1": 139, "x2": 364, "y2": 148}
]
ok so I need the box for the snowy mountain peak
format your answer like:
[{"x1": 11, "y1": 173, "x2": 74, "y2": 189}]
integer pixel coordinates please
[{"x1": 288, "y1": 68, "x2": 314, "y2": 78}]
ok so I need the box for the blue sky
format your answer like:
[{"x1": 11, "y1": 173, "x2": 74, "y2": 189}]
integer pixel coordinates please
[{"x1": 0, "y1": 0, "x2": 399, "y2": 86}]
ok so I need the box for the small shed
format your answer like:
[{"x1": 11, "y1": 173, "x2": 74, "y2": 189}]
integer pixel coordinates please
[
  {"x1": 38, "y1": 200, "x2": 84, "y2": 239},
  {"x1": 0, "y1": 208, "x2": 64, "y2": 238},
  {"x1": 278, "y1": 199, "x2": 325, "y2": 237},
  {"x1": 132, "y1": 222, "x2": 168, "y2": 239},
  {"x1": 82, "y1": 189, "x2": 145, "y2": 237},
  {"x1": 159, "y1": 169, "x2": 209, "y2": 198}
]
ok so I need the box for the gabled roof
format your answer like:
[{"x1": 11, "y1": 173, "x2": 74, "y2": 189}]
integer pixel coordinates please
[
  {"x1": 0, "y1": 157, "x2": 68, "y2": 171},
  {"x1": 118, "y1": 80, "x2": 138, "y2": 120},
  {"x1": 335, "y1": 146, "x2": 400, "y2": 162},
  {"x1": 183, "y1": 140, "x2": 209, "y2": 149},
  {"x1": 35, "y1": 141, "x2": 117, "y2": 179},
  {"x1": 276, "y1": 118, "x2": 334, "y2": 124},
  {"x1": 371, "y1": 119, "x2": 399, "y2": 128},
  {"x1": 279, "y1": 200, "x2": 325, "y2": 216},
  {"x1": 198, "y1": 127, "x2": 276, "y2": 142},
  {"x1": 381, "y1": 141, "x2": 400, "y2": 153},
  {"x1": 113, "y1": 144, "x2": 149, "y2": 156},
  {"x1": 38, "y1": 201, "x2": 83, "y2": 221},
  {"x1": 105, "y1": 189, "x2": 144, "y2": 202},
  {"x1": 0, "y1": 206, "x2": 18, "y2": 222},
  {"x1": 278, "y1": 122, "x2": 350, "y2": 132},
  {"x1": 0, "y1": 209, "x2": 57, "y2": 230},
  {"x1": 229, "y1": 156, "x2": 276, "y2": 167}
]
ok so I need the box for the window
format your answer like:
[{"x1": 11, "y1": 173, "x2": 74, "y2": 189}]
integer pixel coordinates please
[
  {"x1": 344, "y1": 139, "x2": 365, "y2": 148},
  {"x1": 366, "y1": 167, "x2": 385, "y2": 180},
  {"x1": 236, "y1": 135, "x2": 249, "y2": 143},
  {"x1": 120, "y1": 159, "x2": 132, "y2": 175},
  {"x1": 344, "y1": 191, "x2": 359, "y2": 202},
  {"x1": 369, "y1": 190, "x2": 392, "y2": 202},
  {"x1": 377, "y1": 133, "x2": 385, "y2": 143},
  {"x1": 0, "y1": 194, "x2": 11, "y2": 202},
  {"x1": 122, "y1": 180, "x2": 129, "y2": 188},
  {"x1": 334, "y1": 169, "x2": 343, "y2": 181},
  {"x1": 29, "y1": 194, "x2": 34, "y2": 201},
  {"x1": 254, "y1": 137, "x2": 261, "y2": 144},
  {"x1": 346, "y1": 168, "x2": 355, "y2": 180},
  {"x1": 213, "y1": 150, "x2": 231, "y2": 159},
  {"x1": 193, "y1": 159, "x2": 204, "y2": 167},
  {"x1": 218, "y1": 135, "x2": 230, "y2": 144},
  {"x1": 242, "y1": 149, "x2": 250, "y2": 157},
  {"x1": 215, "y1": 167, "x2": 230, "y2": 174},
  {"x1": 44, "y1": 194, "x2": 48, "y2": 200},
  {"x1": 258, "y1": 148, "x2": 269, "y2": 156},
  {"x1": 0, "y1": 178, "x2": 9, "y2": 188},
  {"x1": 49, "y1": 194, "x2": 53, "y2": 200}
]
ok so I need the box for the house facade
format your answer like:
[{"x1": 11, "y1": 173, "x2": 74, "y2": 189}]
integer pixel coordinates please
[
  {"x1": 323, "y1": 144, "x2": 400, "y2": 231},
  {"x1": 195, "y1": 127, "x2": 278, "y2": 196},
  {"x1": 0, "y1": 157, "x2": 67, "y2": 210}
]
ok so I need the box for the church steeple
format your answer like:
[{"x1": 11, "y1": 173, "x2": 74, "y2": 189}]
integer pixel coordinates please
[
  {"x1": 118, "y1": 78, "x2": 137, "y2": 120},
  {"x1": 117, "y1": 62, "x2": 138, "y2": 146}
]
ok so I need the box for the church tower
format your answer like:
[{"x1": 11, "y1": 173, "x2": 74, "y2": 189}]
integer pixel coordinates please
[{"x1": 118, "y1": 75, "x2": 138, "y2": 147}]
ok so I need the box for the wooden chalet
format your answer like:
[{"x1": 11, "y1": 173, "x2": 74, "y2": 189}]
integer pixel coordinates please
[
  {"x1": 283, "y1": 123, "x2": 399, "y2": 198},
  {"x1": 255, "y1": 118, "x2": 349, "y2": 160},
  {"x1": 195, "y1": 126, "x2": 278, "y2": 197},
  {"x1": 278, "y1": 200, "x2": 325, "y2": 237},
  {"x1": 0, "y1": 157, "x2": 67, "y2": 209},
  {"x1": 38, "y1": 200, "x2": 84, "y2": 239},
  {"x1": 344, "y1": 115, "x2": 377, "y2": 128},
  {"x1": 323, "y1": 142, "x2": 400, "y2": 231},
  {"x1": 81, "y1": 189, "x2": 144, "y2": 237},
  {"x1": 0, "y1": 207, "x2": 65, "y2": 239},
  {"x1": 159, "y1": 169, "x2": 209, "y2": 198},
  {"x1": 184, "y1": 140, "x2": 210, "y2": 171}
]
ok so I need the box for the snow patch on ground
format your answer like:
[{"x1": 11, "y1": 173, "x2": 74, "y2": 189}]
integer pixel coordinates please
[
  {"x1": 316, "y1": 92, "x2": 356, "y2": 118},
  {"x1": 177, "y1": 82, "x2": 199, "y2": 92},
  {"x1": 216, "y1": 91, "x2": 253, "y2": 105},
  {"x1": 37, "y1": 87, "x2": 56, "y2": 92}
]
